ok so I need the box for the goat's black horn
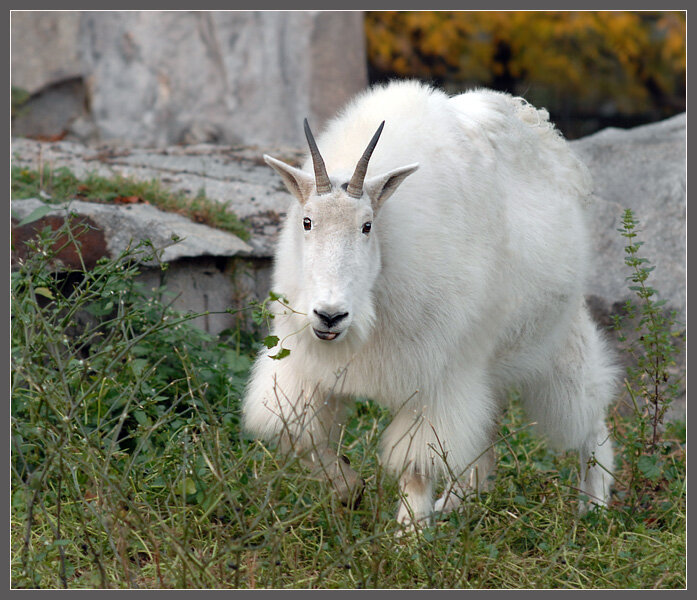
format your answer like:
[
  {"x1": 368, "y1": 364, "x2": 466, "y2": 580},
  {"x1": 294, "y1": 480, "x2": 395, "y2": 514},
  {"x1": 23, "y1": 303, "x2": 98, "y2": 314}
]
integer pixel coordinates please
[
  {"x1": 346, "y1": 121, "x2": 385, "y2": 199},
  {"x1": 304, "y1": 118, "x2": 332, "y2": 195}
]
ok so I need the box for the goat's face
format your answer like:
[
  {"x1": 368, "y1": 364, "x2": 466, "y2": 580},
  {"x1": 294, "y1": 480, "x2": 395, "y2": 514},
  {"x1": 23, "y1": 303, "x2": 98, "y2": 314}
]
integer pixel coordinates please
[
  {"x1": 298, "y1": 190, "x2": 378, "y2": 342},
  {"x1": 264, "y1": 120, "x2": 418, "y2": 343}
]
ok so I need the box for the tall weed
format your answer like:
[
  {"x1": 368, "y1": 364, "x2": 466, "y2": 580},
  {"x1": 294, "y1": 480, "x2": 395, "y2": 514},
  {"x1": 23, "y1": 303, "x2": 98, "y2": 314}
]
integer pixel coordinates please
[{"x1": 610, "y1": 208, "x2": 685, "y2": 518}]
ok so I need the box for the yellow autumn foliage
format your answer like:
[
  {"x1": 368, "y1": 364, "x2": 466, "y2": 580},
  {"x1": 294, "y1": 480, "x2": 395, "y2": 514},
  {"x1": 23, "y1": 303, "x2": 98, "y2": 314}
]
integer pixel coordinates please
[{"x1": 365, "y1": 11, "x2": 685, "y2": 117}]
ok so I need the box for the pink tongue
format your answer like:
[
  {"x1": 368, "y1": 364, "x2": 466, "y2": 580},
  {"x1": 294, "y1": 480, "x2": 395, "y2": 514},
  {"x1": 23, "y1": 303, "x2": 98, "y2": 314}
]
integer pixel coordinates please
[{"x1": 325, "y1": 332, "x2": 337, "y2": 340}]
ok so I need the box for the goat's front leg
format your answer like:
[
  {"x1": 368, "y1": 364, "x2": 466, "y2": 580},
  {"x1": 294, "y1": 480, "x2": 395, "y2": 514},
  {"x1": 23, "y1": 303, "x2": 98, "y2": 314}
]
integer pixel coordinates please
[
  {"x1": 274, "y1": 396, "x2": 365, "y2": 508},
  {"x1": 243, "y1": 355, "x2": 364, "y2": 506},
  {"x1": 396, "y1": 472, "x2": 433, "y2": 529},
  {"x1": 434, "y1": 445, "x2": 496, "y2": 515}
]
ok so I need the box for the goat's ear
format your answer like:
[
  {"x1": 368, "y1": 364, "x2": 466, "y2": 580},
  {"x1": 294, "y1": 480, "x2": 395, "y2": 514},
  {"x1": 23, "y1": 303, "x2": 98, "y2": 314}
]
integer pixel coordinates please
[
  {"x1": 364, "y1": 163, "x2": 419, "y2": 210},
  {"x1": 264, "y1": 154, "x2": 315, "y2": 205}
]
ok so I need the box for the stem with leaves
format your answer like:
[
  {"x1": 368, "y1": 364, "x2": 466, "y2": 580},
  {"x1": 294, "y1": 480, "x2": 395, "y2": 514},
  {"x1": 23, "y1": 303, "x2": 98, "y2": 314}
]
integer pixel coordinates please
[{"x1": 613, "y1": 208, "x2": 684, "y2": 510}]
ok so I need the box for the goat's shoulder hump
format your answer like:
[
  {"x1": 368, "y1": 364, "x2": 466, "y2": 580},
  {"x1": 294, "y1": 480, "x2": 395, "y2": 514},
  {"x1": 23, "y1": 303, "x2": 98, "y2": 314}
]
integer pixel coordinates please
[{"x1": 339, "y1": 80, "x2": 448, "y2": 122}]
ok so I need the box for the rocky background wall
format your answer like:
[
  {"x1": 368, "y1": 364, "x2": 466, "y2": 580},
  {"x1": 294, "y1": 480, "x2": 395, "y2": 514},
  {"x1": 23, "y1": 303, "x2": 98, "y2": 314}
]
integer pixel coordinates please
[
  {"x1": 11, "y1": 11, "x2": 686, "y2": 416},
  {"x1": 11, "y1": 11, "x2": 367, "y2": 147}
]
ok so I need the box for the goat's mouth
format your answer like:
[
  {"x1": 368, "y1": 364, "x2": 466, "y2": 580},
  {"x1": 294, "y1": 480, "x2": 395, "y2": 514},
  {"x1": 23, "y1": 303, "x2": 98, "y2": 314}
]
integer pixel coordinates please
[{"x1": 313, "y1": 329, "x2": 340, "y2": 341}]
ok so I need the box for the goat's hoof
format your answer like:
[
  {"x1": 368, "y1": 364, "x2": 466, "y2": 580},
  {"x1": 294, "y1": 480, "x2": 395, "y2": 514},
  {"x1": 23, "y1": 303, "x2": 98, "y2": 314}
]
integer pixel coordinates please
[
  {"x1": 395, "y1": 514, "x2": 430, "y2": 538},
  {"x1": 340, "y1": 477, "x2": 365, "y2": 509},
  {"x1": 337, "y1": 475, "x2": 365, "y2": 509}
]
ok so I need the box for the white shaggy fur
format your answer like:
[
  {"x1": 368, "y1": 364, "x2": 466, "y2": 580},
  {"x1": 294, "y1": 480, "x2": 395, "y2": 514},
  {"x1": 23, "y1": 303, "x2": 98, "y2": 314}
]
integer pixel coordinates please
[{"x1": 243, "y1": 80, "x2": 618, "y2": 525}]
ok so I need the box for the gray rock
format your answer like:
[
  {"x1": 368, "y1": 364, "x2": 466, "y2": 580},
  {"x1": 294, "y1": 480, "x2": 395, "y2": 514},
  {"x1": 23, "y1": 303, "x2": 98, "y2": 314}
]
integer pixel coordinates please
[
  {"x1": 11, "y1": 135, "x2": 284, "y2": 337},
  {"x1": 76, "y1": 11, "x2": 366, "y2": 147},
  {"x1": 571, "y1": 114, "x2": 686, "y2": 420},
  {"x1": 11, "y1": 12, "x2": 83, "y2": 94},
  {"x1": 571, "y1": 113, "x2": 686, "y2": 323},
  {"x1": 11, "y1": 197, "x2": 252, "y2": 265},
  {"x1": 11, "y1": 137, "x2": 296, "y2": 257},
  {"x1": 11, "y1": 78, "x2": 90, "y2": 140},
  {"x1": 12, "y1": 12, "x2": 367, "y2": 147},
  {"x1": 136, "y1": 255, "x2": 273, "y2": 335}
]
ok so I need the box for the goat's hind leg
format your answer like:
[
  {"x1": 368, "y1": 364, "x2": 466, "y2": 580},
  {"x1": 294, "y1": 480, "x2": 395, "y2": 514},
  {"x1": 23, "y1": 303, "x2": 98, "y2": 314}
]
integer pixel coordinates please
[{"x1": 521, "y1": 306, "x2": 619, "y2": 511}]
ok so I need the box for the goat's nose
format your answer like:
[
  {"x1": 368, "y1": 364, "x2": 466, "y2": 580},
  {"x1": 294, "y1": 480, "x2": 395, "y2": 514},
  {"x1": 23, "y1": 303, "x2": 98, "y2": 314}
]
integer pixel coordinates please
[{"x1": 313, "y1": 309, "x2": 349, "y2": 329}]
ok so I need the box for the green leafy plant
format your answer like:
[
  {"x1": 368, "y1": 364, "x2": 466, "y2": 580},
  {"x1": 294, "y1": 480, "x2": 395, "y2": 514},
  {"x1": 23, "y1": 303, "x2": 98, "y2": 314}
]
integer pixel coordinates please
[
  {"x1": 12, "y1": 86, "x2": 31, "y2": 119},
  {"x1": 11, "y1": 213, "x2": 254, "y2": 587},
  {"x1": 249, "y1": 290, "x2": 307, "y2": 360},
  {"x1": 611, "y1": 208, "x2": 685, "y2": 516}
]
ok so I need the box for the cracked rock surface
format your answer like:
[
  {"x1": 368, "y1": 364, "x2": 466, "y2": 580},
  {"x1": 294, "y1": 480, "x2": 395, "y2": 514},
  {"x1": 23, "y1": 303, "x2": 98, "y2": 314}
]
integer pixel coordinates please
[{"x1": 570, "y1": 113, "x2": 686, "y2": 325}]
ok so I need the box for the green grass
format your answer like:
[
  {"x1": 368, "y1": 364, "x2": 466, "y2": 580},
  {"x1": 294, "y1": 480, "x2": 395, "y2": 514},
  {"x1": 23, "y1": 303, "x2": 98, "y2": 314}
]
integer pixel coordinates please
[
  {"x1": 11, "y1": 164, "x2": 249, "y2": 241},
  {"x1": 12, "y1": 87, "x2": 31, "y2": 119},
  {"x1": 10, "y1": 215, "x2": 685, "y2": 589}
]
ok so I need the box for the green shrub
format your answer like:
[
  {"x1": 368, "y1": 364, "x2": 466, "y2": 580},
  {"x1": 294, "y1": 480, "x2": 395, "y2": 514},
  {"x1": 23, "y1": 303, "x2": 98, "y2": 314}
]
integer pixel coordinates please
[
  {"x1": 10, "y1": 210, "x2": 685, "y2": 588},
  {"x1": 11, "y1": 213, "x2": 254, "y2": 587}
]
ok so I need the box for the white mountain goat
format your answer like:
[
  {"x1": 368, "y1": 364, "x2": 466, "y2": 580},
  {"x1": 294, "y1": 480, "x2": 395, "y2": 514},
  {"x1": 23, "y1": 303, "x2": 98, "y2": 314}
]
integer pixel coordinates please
[{"x1": 243, "y1": 80, "x2": 618, "y2": 526}]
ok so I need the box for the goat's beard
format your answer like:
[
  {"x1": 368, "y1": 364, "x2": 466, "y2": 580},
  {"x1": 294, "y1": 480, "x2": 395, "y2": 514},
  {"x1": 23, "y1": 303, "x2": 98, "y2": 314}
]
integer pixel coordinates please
[{"x1": 342, "y1": 294, "x2": 376, "y2": 349}]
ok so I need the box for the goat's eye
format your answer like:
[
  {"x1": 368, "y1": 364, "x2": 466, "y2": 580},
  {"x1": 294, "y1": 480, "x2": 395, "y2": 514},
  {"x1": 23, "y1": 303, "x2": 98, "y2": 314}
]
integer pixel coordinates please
[
  {"x1": 362, "y1": 221, "x2": 372, "y2": 234},
  {"x1": 303, "y1": 217, "x2": 312, "y2": 231}
]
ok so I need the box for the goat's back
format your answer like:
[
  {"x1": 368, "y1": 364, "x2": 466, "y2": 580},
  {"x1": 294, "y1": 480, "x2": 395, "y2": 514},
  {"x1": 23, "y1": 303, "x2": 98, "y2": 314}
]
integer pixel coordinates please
[{"x1": 318, "y1": 80, "x2": 590, "y2": 322}]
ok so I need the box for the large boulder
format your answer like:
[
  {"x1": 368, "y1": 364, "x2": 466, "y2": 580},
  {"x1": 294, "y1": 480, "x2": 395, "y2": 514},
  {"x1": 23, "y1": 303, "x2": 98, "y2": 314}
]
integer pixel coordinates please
[
  {"x1": 11, "y1": 197, "x2": 253, "y2": 267},
  {"x1": 571, "y1": 113, "x2": 686, "y2": 326},
  {"x1": 11, "y1": 138, "x2": 286, "y2": 335},
  {"x1": 11, "y1": 12, "x2": 368, "y2": 147},
  {"x1": 11, "y1": 197, "x2": 256, "y2": 335},
  {"x1": 10, "y1": 137, "x2": 298, "y2": 257},
  {"x1": 11, "y1": 13, "x2": 93, "y2": 141}
]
